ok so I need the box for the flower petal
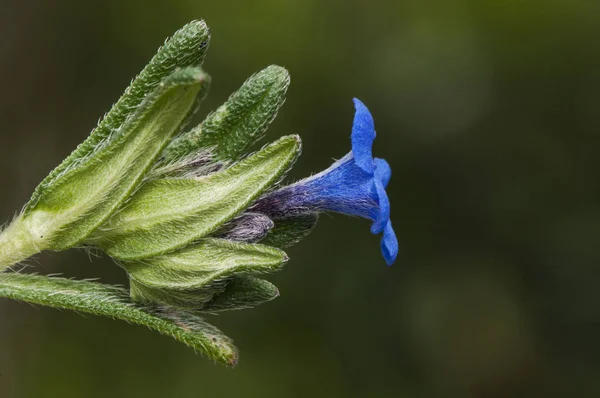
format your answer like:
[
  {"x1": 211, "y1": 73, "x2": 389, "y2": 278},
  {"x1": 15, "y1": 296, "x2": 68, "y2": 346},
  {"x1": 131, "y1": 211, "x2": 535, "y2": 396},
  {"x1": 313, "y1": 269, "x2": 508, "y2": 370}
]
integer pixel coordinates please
[
  {"x1": 351, "y1": 98, "x2": 376, "y2": 174},
  {"x1": 381, "y1": 220, "x2": 398, "y2": 266},
  {"x1": 370, "y1": 179, "x2": 390, "y2": 234},
  {"x1": 374, "y1": 158, "x2": 391, "y2": 189}
]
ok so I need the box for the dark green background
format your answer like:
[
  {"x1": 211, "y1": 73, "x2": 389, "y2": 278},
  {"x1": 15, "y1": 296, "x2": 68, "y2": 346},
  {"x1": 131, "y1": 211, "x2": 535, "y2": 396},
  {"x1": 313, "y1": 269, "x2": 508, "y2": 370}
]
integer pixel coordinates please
[{"x1": 1, "y1": 0, "x2": 600, "y2": 397}]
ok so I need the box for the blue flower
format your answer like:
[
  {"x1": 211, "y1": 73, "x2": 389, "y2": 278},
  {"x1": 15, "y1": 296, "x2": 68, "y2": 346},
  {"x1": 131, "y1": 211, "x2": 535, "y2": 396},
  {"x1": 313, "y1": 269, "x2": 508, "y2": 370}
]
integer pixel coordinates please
[{"x1": 254, "y1": 98, "x2": 398, "y2": 266}]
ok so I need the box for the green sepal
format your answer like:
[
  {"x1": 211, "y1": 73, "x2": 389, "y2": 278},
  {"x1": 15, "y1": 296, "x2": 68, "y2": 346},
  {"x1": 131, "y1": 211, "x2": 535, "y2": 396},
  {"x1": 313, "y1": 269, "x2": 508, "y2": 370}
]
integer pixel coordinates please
[
  {"x1": 261, "y1": 214, "x2": 319, "y2": 248},
  {"x1": 161, "y1": 65, "x2": 290, "y2": 165},
  {"x1": 92, "y1": 135, "x2": 301, "y2": 260},
  {"x1": 0, "y1": 272, "x2": 238, "y2": 366},
  {"x1": 20, "y1": 68, "x2": 210, "y2": 251},
  {"x1": 126, "y1": 238, "x2": 288, "y2": 309},
  {"x1": 28, "y1": 20, "x2": 210, "y2": 208},
  {"x1": 201, "y1": 276, "x2": 279, "y2": 312}
]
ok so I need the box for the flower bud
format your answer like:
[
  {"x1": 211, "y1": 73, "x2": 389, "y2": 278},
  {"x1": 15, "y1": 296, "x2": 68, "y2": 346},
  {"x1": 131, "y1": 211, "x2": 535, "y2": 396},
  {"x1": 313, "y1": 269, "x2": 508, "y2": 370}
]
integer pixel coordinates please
[{"x1": 214, "y1": 212, "x2": 274, "y2": 243}]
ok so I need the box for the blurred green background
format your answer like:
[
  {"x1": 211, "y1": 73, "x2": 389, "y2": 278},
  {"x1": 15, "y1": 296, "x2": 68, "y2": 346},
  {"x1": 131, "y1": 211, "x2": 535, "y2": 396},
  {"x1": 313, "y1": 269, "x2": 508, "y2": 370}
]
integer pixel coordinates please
[{"x1": 1, "y1": 0, "x2": 600, "y2": 397}]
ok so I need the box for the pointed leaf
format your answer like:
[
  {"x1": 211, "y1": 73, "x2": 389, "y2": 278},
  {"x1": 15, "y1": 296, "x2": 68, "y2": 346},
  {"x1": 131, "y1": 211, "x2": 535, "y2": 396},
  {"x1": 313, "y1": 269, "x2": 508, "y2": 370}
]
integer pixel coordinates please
[
  {"x1": 162, "y1": 65, "x2": 290, "y2": 164},
  {"x1": 0, "y1": 272, "x2": 238, "y2": 366},
  {"x1": 126, "y1": 238, "x2": 287, "y2": 308},
  {"x1": 126, "y1": 238, "x2": 287, "y2": 290},
  {"x1": 28, "y1": 20, "x2": 211, "y2": 207},
  {"x1": 21, "y1": 68, "x2": 209, "y2": 251},
  {"x1": 92, "y1": 135, "x2": 301, "y2": 260}
]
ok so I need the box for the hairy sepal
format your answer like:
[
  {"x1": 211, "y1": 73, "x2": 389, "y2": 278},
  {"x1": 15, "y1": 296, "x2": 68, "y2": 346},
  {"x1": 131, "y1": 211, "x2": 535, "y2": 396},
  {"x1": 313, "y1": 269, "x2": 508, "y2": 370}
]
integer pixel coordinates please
[
  {"x1": 22, "y1": 68, "x2": 209, "y2": 251},
  {"x1": 92, "y1": 135, "x2": 301, "y2": 260}
]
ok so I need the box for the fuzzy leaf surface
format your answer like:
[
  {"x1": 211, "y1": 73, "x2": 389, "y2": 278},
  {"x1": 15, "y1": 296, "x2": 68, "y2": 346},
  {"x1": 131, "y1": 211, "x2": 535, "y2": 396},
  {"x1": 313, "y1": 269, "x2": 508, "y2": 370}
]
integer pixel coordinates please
[
  {"x1": 22, "y1": 68, "x2": 209, "y2": 250},
  {"x1": 127, "y1": 239, "x2": 286, "y2": 308},
  {"x1": 162, "y1": 65, "x2": 289, "y2": 163},
  {"x1": 28, "y1": 21, "x2": 210, "y2": 207},
  {"x1": 93, "y1": 135, "x2": 301, "y2": 260},
  {"x1": 0, "y1": 272, "x2": 238, "y2": 366},
  {"x1": 126, "y1": 238, "x2": 287, "y2": 290}
]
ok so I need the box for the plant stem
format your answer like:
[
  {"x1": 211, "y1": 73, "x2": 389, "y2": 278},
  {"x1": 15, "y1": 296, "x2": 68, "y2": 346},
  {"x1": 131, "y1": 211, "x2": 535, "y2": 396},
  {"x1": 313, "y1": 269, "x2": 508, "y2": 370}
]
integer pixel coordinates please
[{"x1": 0, "y1": 215, "x2": 41, "y2": 270}]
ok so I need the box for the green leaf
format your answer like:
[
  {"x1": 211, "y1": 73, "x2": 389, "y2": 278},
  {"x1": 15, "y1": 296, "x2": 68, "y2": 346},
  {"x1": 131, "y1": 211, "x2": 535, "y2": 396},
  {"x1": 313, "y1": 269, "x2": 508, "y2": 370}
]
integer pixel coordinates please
[
  {"x1": 261, "y1": 214, "x2": 319, "y2": 248},
  {"x1": 161, "y1": 65, "x2": 290, "y2": 165},
  {"x1": 19, "y1": 68, "x2": 209, "y2": 252},
  {"x1": 0, "y1": 272, "x2": 238, "y2": 366},
  {"x1": 201, "y1": 276, "x2": 279, "y2": 312},
  {"x1": 92, "y1": 135, "x2": 301, "y2": 260},
  {"x1": 125, "y1": 238, "x2": 287, "y2": 308},
  {"x1": 127, "y1": 239, "x2": 285, "y2": 309},
  {"x1": 28, "y1": 20, "x2": 210, "y2": 208}
]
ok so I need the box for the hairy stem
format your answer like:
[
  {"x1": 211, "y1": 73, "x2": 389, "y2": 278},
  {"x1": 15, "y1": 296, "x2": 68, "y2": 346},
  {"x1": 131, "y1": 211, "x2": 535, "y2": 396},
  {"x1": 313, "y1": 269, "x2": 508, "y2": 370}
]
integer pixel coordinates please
[{"x1": 0, "y1": 215, "x2": 43, "y2": 270}]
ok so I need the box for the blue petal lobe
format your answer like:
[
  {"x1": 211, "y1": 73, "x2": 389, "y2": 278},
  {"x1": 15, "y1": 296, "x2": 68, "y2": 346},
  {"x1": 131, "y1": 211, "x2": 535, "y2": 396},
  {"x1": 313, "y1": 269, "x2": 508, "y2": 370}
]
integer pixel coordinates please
[
  {"x1": 374, "y1": 158, "x2": 391, "y2": 189},
  {"x1": 381, "y1": 221, "x2": 398, "y2": 266},
  {"x1": 351, "y1": 98, "x2": 376, "y2": 174},
  {"x1": 370, "y1": 179, "x2": 390, "y2": 234}
]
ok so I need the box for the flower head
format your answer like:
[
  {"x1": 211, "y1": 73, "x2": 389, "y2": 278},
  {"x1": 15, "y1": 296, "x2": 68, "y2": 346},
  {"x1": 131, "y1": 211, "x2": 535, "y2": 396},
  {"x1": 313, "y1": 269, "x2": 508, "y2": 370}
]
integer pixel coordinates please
[
  {"x1": 0, "y1": 21, "x2": 399, "y2": 366},
  {"x1": 254, "y1": 98, "x2": 398, "y2": 265}
]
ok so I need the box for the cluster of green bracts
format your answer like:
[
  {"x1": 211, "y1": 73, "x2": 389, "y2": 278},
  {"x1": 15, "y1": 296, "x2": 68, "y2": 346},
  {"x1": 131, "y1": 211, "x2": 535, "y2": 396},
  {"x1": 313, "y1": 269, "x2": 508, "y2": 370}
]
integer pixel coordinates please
[{"x1": 0, "y1": 20, "x2": 316, "y2": 365}]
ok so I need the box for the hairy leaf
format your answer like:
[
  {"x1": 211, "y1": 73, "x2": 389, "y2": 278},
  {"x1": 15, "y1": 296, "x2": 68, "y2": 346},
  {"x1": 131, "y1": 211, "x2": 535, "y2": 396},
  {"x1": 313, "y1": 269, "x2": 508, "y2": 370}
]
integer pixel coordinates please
[
  {"x1": 126, "y1": 238, "x2": 286, "y2": 289},
  {"x1": 28, "y1": 20, "x2": 210, "y2": 207},
  {"x1": 162, "y1": 65, "x2": 290, "y2": 164},
  {"x1": 127, "y1": 239, "x2": 286, "y2": 309},
  {"x1": 0, "y1": 272, "x2": 238, "y2": 366},
  {"x1": 92, "y1": 135, "x2": 301, "y2": 260},
  {"x1": 20, "y1": 68, "x2": 209, "y2": 252}
]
